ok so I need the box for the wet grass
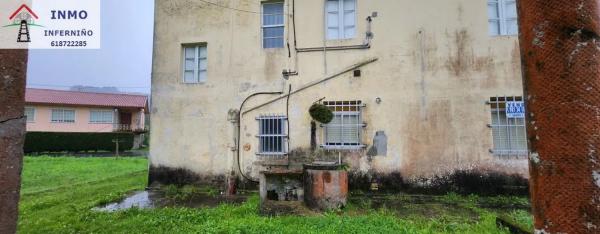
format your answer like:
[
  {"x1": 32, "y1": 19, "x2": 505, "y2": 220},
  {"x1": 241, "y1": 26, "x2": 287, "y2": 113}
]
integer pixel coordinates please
[{"x1": 19, "y1": 156, "x2": 531, "y2": 233}]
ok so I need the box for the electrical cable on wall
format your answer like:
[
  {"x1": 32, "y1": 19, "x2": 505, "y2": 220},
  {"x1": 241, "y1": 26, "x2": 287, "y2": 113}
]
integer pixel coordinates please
[
  {"x1": 197, "y1": 0, "x2": 291, "y2": 16},
  {"x1": 236, "y1": 91, "x2": 283, "y2": 183}
]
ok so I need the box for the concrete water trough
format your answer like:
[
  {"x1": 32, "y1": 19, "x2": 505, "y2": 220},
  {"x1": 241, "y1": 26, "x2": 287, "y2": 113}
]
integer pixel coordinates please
[{"x1": 258, "y1": 161, "x2": 348, "y2": 214}]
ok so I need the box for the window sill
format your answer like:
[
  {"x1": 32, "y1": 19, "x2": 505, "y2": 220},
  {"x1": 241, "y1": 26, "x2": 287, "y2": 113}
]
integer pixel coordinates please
[
  {"x1": 50, "y1": 122, "x2": 75, "y2": 124},
  {"x1": 256, "y1": 152, "x2": 288, "y2": 156},
  {"x1": 489, "y1": 149, "x2": 528, "y2": 158},
  {"x1": 89, "y1": 122, "x2": 113, "y2": 124},
  {"x1": 490, "y1": 34, "x2": 518, "y2": 38},
  {"x1": 321, "y1": 145, "x2": 366, "y2": 150}
]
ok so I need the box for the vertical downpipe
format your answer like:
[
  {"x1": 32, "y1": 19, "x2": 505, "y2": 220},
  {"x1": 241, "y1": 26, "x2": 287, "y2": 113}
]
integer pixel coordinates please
[{"x1": 517, "y1": 0, "x2": 600, "y2": 232}]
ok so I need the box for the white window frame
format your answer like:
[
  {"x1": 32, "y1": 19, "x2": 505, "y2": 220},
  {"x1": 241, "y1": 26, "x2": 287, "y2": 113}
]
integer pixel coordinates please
[
  {"x1": 181, "y1": 44, "x2": 208, "y2": 84},
  {"x1": 487, "y1": 0, "x2": 518, "y2": 36},
  {"x1": 89, "y1": 110, "x2": 114, "y2": 124},
  {"x1": 322, "y1": 101, "x2": 366, "y2": 150},
  {"x1": 51, "y1": 108, "x2": 76, "y2": 123},
  {"x1": 488, "y1": 96, "x2": 527, "y2": 157},
  {"x1": 256, "y1": 115, "x2": 288, "y2": 156},
  {"x1": 326, "y1": 0, "x2": 356, "y2": 40},
  {"x1": 261, "y1": 2, "x2": 285, "y2": 49},
  {"x1": 24, "y1": 107, "x2": 35, "y2": 123}
]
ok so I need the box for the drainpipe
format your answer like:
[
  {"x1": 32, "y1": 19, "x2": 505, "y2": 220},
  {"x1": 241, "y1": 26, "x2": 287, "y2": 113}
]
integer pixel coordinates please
[
  {"x1": 236, "y1": 91, "x2": 283, "y2": 183},
  {"x1": 0, "y1": 49, "x2": 28, "y2": 234},
  {"x1": 517, "y1": 1, "x2": 600, "y2": 232},
  {"x1": 295, "y1": 16, "x2": 373, "y2": 53}
]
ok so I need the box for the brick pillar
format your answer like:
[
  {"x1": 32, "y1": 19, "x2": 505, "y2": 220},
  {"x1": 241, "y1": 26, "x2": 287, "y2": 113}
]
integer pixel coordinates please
[
  {"x1": 0, "y1": 49, "x2": 28, "y2": 234},
  {"x1": 517, "y1": 1, "x2": 600, "y2": 232}
]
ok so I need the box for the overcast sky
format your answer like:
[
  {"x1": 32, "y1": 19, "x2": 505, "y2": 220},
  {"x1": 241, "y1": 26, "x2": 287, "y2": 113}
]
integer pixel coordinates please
[{"x1": 27, "y1": 0, "x2": 154, "y2": 94}]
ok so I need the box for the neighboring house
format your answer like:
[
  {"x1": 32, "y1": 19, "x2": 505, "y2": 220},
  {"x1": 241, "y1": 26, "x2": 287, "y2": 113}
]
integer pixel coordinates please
[
  {"x1": 25, "y1": 88, "x2": 149, "y2": 147},
  {"x1": 150, "y1": 0, "x2": 527, "y2": 187}
]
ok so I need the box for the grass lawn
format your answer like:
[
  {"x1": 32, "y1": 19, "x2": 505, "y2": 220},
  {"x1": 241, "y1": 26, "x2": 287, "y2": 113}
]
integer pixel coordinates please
[{"x1": 18, "y1": 156, "x2": 531, "y2": 233}]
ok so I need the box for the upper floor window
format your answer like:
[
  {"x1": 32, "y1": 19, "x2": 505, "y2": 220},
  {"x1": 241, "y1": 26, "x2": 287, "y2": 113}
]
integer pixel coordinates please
[
  {"x1": 322, "y1": 101, "x2": 365, "y2": 149},
  {"x1": 51, "y1": 109, "x2": 75, "y2": 123},
  {"x1": 326, "y1": 0, "x2": 356, "y2": 40},
  {"x1": 90, "y1": 110, "x2": 114, "y2": 124},
  {"x1": 487, "y1": 0, "x2": 518, "y2": 36},
  {"x1": 24, "y1": 107, "x2": 35, "y2": 122},
  {"x1": 257, "y1": 115, "x2": 287, "y2": 155},
  {"x1": 489, "y1": 96, "x2": 527, "y2": 157},
  {"x1": 182, "y1": 44, "x2": 207, "y2": 83},
  {"x1": 262, "y1": 2, "x2": 284, "y2": 48}
]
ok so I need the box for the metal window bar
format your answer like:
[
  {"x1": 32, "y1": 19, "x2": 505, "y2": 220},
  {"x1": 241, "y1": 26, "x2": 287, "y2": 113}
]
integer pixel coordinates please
[
  {"x1": 489, "y1": 96, "x2": 527, "y2": 158},
  {"x1": 256, "y1": 114, "x2": 288, "y2": 159},
  {"x1": 321, "y1": 100, "x2": 366, "y2": 150}
]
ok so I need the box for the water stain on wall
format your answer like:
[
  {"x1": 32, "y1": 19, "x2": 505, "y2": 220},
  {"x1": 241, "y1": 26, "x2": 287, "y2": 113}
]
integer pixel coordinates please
[{"x1": 446, "y1": 30, "x2": 494, "y2": 77}]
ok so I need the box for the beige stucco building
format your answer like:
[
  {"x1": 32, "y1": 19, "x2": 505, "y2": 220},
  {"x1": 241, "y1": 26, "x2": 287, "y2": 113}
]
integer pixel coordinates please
[{"x1": 150, "y1": 0, "x2": 529, "y2": 189}]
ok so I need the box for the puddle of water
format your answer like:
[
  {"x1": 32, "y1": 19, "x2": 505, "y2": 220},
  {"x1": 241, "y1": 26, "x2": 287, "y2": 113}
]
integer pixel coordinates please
[
  {"x1": 93, "y1": 190, "x2": 251, "y2": 212},
  {"x1": 93, "y1": 191, "x2": 156, "y2": 212}
]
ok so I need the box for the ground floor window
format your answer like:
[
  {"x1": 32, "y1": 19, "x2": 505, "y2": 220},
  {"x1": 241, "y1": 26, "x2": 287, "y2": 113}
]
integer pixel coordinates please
[
  {"x1": 90, "y1": 110, "x2": 114, "y2": 123},
  {"x1": 489, "y1": 96, "x2": 527, "y2": 157},
  {"x1": 51, "y1": 109, "x2": 76, "y2": 123},
  {"x1": 322, "y1": 100, "x2": 365, "y2": 150},
  {"x1": 257, "y1": 115, "x2": 287, "y2": 156},
  {"x1": 25, "y1": 107, "x2": 35, "y2": 122}
]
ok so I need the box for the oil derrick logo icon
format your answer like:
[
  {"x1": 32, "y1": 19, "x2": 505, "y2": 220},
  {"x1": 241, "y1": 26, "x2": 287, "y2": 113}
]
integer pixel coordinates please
[{"x1": 4, "y1": 4, "x2": 40, "y2": 43}]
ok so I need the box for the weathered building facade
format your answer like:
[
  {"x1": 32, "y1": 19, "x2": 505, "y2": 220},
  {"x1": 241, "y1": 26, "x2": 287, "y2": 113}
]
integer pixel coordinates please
[{"x1": 150, "y1": 0, "x2": 528, "y2": 190}]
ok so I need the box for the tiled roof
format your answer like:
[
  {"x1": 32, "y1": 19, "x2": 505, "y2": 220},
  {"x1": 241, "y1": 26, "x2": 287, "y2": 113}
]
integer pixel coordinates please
[{"x1": 25, "y1": 88, "x2": 148, "y2": 109}]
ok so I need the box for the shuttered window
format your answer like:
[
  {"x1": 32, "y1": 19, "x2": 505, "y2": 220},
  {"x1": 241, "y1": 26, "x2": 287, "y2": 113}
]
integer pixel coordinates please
[
  {"x1": 489, "y1": 96, "x2": 527, "y2": 157},
  {"x1": 51, "y1": 109, "x2": 75, "y2": 123},
  {"x1": 182, "y1": 44, "x2": 207, "y2": 83},
  {"x1": 487, "y1": 0, "x2": 518, "y2": 36},
  {"x1": 262, "y1": 2, "x2": 284, "y2": 48},
  {"x1": 326, "y1": 0, "x2": 356, "y2": 40},
  {"x1": 322, "y1": 101, "x2": 365, "y2": 149}
]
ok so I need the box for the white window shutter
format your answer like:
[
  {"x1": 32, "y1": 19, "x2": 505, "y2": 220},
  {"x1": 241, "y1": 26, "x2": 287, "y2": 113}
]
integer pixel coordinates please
[
  {"x1": 342, "y1": 0, "x2": 355, "y2": 39},
  {"x1": 326, "y1": 0, "x2": 340, "y2": 39}
]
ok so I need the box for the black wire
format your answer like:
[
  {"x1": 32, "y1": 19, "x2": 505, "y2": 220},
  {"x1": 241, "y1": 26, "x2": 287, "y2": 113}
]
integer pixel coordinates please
[
  {"x1": 286, "y1": 85, "x2": 292, "y2": 158},
  {"x1": 292, "y1": 0, "x2": 297, "y2": 48},
  {"x1": 198, "y1": 0, "x2": 291, "y2": 15},
  {"x1": 198, "y1": 0, "x2": 260, "y2": 14},
  {"x1": 237, "y1": 91, "x2": 283, "y2": 183}
]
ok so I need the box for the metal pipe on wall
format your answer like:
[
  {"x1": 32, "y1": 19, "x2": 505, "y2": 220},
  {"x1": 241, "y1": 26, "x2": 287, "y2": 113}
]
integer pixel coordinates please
[{"x1": 516, "y1": 0, "x2": 600, "y2": 232}]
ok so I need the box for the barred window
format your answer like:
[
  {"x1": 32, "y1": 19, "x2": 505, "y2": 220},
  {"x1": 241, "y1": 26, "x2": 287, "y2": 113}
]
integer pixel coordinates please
[
  {"x1": 489, "y1": 96, "x2": 527, "y2": 157},
  {"x1": 90, "y1": 110, "x2": 114, "y2": 123},
  {"x1": 257, "y1": 115, "x2": 287, "y2": 155},
  {"x1": 51, "y1": 109, "x2": 75, "y2": 123},
  {"x1": 322, "y1": 101, "x2": 365, "y2": 149},
  {"x1": 24, "y1": 107, "x2": 35, "y2": 122}
]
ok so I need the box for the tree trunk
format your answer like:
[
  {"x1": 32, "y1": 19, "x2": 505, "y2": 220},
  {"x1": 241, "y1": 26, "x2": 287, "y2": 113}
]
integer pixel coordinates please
[
  {"x1": 517, "y1": 1, "x2": 600, "y2": 232},
  {"x1": 0, "y1": 49, "x2": 28, "y2": 234}
]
